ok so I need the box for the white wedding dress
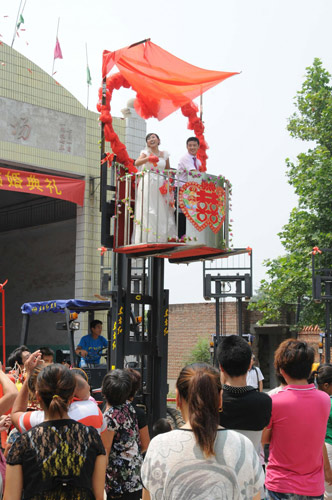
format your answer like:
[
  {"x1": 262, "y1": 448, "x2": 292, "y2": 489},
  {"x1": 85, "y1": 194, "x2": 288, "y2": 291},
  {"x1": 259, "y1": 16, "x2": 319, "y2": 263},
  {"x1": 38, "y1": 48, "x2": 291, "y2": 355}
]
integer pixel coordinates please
[{"x1": 132, "y1": 149, "x2": 177, "y2": 244}]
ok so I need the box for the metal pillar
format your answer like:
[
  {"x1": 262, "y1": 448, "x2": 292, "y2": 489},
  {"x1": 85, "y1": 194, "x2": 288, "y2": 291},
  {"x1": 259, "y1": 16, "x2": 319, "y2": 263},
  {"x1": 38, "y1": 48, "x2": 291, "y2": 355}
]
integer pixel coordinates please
[
  {"x1": 203, "y1": 252, "x2": 252, "y2": 342},
  {"x1": 65, "y1": 308, "x2": 76, "y2": 367},
  {"x1": 148, "y1": 258, "x2": 168, "y2": 428},
  {"x1": 325, "y1": 281, "x2": 331, "y2": 363},
  {"x1": 106, "y1": 249, "x2": 169, "y2": 425},
  {"x1": 236, "y1": 280, "x2": 243, "y2": 337},
  {"x1": 110, "y1": 253, "x2": 130, "y2": 370},
  {"x1": 215, "y1": 280, "x2": 221, "y2": 337},
  {"x1": 20, "y1": 314, "x2": 30, "y2": 346},
  {"x1": 311, "y1": 249, "x2": 332, "y2": 363},
  {"x1": 0, "y1": 281, "x2": 6, "y2": 366}
]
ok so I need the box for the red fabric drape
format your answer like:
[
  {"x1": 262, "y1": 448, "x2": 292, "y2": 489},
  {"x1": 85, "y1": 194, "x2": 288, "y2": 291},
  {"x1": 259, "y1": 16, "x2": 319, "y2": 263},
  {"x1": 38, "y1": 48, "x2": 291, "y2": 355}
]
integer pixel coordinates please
[
  {"x1": 97, "y1": 74, "x2": 137, "y2": 173},
  {"x1": 102, "y1": 41, "x2": 238, "y2": 121}
]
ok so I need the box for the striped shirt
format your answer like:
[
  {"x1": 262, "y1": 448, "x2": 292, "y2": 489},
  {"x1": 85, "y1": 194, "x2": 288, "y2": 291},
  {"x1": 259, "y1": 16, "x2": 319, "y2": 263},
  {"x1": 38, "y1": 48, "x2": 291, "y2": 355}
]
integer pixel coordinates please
[{"x1": 18, "y1": 398, "x2": 106, "y2": 434}]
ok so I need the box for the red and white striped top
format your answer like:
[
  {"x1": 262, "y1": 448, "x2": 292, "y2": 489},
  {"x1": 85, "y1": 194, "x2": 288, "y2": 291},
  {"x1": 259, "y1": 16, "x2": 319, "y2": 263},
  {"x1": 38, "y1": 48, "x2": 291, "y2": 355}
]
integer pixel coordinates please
[{"x1": 18, "y1": 398, "x2": 106, "y2": 434}]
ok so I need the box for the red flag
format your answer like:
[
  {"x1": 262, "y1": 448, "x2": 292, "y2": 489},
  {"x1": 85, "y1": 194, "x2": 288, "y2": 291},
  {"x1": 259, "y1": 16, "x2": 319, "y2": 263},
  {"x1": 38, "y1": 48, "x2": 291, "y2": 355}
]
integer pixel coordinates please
[{"x1": 54, "y1": 38, "x2": 63, "y2": 59}]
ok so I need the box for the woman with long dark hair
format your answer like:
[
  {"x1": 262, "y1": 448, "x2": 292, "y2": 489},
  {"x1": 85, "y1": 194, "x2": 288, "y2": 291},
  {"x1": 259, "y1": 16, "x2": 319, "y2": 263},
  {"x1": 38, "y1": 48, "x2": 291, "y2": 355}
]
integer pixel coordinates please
[
  {"x1": 4, "y1": 358, "x2": 106, "y2": 500},
  {"x1": 141, "y1": 363, "x2": 264, "y2": 500}
]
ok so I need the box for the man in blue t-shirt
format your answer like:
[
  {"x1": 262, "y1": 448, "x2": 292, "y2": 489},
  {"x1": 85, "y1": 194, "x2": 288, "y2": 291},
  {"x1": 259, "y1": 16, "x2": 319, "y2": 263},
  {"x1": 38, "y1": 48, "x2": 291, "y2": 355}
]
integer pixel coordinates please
[{"x1": 75, "y1": 320, "x2": 107, "y2": 366}]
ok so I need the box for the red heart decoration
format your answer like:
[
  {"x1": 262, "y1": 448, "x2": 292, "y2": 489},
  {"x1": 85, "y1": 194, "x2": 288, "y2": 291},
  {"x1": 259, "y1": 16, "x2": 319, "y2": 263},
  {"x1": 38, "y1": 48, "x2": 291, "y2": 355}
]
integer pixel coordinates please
[{"x1": 179, "y1": 181, "x2": 226, "y2": 233}]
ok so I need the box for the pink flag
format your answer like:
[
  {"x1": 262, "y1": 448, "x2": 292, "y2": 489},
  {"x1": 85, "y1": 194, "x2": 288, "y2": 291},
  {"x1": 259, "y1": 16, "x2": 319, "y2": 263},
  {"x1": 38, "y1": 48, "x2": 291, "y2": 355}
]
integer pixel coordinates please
[{"x1": 54, "y1": 38, "x2": 63, "y2": 59}]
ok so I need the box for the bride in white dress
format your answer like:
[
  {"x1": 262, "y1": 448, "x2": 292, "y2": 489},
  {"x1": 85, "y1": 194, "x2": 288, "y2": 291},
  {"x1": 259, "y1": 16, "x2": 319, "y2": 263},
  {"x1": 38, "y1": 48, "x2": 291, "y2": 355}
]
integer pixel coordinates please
[{"x1": 132, "y1": 133, "x2": 177, "y2": 244}]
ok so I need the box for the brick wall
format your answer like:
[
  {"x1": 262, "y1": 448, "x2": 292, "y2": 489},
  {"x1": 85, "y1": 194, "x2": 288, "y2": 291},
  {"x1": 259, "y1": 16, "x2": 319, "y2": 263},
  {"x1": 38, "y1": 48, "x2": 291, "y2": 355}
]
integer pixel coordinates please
[
  {"x1": 168, "y1": 302, "x2": 262, "y2": 382},
  {"x1": 297, "y1": 327, "x2": 325, "y2": 363}
]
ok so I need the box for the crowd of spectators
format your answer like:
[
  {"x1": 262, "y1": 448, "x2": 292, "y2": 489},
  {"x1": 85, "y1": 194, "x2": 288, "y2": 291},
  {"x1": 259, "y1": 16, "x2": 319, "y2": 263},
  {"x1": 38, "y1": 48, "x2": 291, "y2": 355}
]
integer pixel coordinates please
[{"x1": 0, "y1": 336, "x2": 330, "y2": 499}]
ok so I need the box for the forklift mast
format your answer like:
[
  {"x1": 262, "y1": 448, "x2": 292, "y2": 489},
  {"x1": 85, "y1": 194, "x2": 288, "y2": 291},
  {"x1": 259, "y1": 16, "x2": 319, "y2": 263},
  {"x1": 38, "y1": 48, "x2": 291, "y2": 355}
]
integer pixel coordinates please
[{"x1": 100, "y1": 157, "x2": 169, "y2": 428}]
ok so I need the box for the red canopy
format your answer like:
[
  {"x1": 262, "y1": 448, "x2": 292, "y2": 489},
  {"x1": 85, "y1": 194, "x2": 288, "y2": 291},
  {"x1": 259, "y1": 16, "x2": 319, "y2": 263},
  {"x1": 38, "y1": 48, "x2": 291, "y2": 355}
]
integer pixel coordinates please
[{"x1": 102, "y1": 41, "x2": 238, "y2": 121}]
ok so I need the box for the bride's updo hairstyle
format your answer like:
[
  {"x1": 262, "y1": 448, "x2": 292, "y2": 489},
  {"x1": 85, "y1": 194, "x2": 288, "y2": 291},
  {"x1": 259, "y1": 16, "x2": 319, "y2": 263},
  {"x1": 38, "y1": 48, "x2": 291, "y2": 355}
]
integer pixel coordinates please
[
  {"x1": 146, "y1": 133, "x2": 160, "y2": 143},
  {"x1": 36, "y1": 364, "x2": 76, "y2": 417},
  {"x1": 176, "y1": 363, "x2": 222, "y2": 458}
]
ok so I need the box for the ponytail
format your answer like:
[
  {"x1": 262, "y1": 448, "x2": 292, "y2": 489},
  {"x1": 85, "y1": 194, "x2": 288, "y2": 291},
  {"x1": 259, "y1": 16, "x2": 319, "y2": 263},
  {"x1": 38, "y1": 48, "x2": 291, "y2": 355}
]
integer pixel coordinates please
[
  {"x1": 37, "y1": 364, "x2": 76, "y2": 417},
  {"x1": 307, "y1": 370, "x2": 317, "y2": 385},
  {"x1": 176, "y1": 363, "x2": 221, "y2": 457}
]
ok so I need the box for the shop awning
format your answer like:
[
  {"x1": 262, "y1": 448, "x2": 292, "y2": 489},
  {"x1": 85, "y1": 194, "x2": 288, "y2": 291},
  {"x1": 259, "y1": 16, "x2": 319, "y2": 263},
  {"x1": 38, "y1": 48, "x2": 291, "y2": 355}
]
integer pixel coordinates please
[{"x1": 21, "y1": 299, "x2": 111, "y2": 315}]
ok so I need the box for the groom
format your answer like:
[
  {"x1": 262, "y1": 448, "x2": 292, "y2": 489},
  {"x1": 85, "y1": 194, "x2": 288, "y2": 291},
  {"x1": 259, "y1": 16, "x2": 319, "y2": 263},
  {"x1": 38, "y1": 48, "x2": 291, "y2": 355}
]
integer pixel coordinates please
[{"x1": 176, "y1": 137, "x2": 201, "y2": 238}]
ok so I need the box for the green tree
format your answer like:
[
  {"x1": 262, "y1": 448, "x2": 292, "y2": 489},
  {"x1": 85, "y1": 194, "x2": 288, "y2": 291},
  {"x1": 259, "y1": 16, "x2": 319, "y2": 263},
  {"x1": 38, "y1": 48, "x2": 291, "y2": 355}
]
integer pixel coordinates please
[
  {"x1": 250, "y1": 58, "x2": 332, "y2": 327},
  {"x1": 184, "y1": 337, "x2": 211, "y2": 365}
]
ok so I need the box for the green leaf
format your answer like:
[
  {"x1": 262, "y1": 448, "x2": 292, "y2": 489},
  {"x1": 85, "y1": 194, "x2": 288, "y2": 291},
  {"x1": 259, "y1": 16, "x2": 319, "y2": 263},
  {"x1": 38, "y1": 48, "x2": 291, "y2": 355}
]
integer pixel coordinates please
[{"x1": 252, "y1": 59, "x2": 332, "y2": 327}]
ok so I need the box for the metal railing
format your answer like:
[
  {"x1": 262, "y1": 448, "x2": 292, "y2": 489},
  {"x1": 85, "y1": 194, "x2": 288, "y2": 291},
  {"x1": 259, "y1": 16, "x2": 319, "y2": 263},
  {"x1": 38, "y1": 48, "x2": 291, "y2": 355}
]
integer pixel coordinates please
[{"x1": 114, "y1": 168, "x2": 230, "y2": 250}]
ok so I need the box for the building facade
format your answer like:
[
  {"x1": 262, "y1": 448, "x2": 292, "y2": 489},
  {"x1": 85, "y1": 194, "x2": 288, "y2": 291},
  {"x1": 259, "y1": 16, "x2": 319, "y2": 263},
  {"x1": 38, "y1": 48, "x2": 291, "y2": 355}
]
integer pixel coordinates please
[{"x1": 0, "y1": 43, "x2": 146, "y2": 353}]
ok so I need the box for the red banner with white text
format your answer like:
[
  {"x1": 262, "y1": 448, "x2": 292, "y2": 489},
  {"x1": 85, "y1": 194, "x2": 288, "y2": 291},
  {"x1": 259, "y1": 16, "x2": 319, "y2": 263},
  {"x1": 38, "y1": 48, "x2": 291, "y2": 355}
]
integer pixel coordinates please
[{"x1": 0, "y1": 167, "x2": 85, "y2": 206}]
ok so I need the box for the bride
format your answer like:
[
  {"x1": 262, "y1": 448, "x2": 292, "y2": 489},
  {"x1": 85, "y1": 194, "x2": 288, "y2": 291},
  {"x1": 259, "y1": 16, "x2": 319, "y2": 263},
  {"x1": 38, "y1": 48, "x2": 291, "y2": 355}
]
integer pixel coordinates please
[{"x1": 132, "y1": 133, "x2": 177, "y2": 244}]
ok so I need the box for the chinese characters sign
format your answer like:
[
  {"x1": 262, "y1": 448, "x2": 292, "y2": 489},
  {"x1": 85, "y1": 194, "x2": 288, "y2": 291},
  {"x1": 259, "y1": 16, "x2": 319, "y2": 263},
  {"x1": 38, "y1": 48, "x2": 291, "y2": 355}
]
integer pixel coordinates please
[
  {"x1": 0, "y1": 97, "x2": 85, "y2": 157},
  {"x1": 0, "y1": 167, "x2": 85, "y2": 206},
  {"x1": 179, "y1": 181, "x2": 226, "y2": 233},
  {"x1": 10, "y1": 116, "x2": 31, "y2": 141},
  {"x1": 30, "y1": 301, "x2": 58, "y2": 314},
  {"x1": 58, "y1": 123, "x2": 73, "y2": 153},
  {"x1": 164, "y1": 308, "x2": 169, "y2": 336},
  {"x1": 112, "y1": 306, "x2": 124, "y2": 351}
]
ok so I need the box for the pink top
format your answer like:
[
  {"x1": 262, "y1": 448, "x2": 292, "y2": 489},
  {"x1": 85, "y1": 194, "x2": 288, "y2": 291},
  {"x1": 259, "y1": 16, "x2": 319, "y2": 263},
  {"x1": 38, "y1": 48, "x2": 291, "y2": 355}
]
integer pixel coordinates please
[{"x1": 265, "y1": 384, "x2": 331, "y2": 496}]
